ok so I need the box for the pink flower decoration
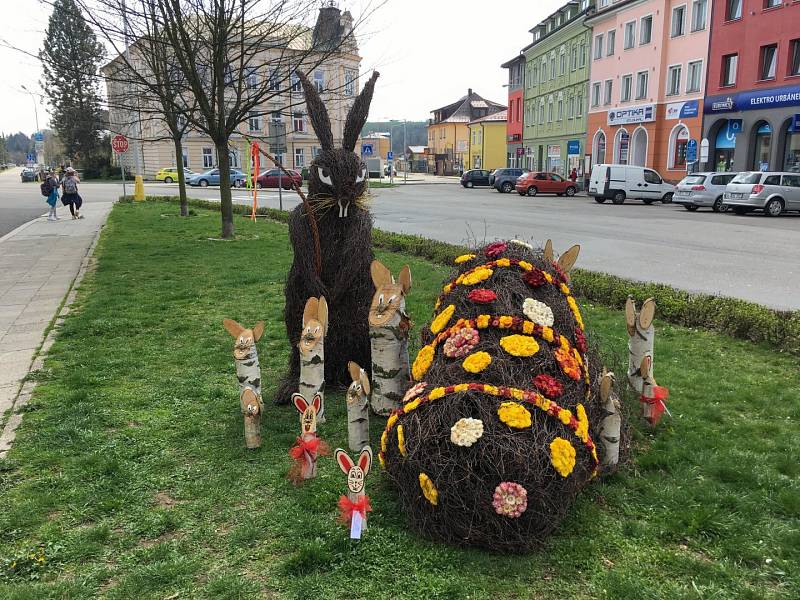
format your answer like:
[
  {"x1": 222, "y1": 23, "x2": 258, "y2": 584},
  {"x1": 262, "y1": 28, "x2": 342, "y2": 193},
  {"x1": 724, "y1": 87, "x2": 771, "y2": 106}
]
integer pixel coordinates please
[
  {"x1": 492, "y1": 482, "x2": 528, "y2": 518},
  {"x1": 443, "y1": 327, "x2": 480, "y2": 358},
  {"x1": 402, "y1": 382, "x2": 427, "y2": 403},
  {"x1": 485, "y1": 241, "x2": 508, "y2": 258}
]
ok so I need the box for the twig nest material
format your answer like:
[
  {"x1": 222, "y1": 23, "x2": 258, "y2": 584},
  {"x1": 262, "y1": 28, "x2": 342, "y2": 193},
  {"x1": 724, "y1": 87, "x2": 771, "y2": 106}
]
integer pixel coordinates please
[
  {"x1": 522, "y1": 298, "x2": 554, "y2": 327},
  {"x1": 462, "y1": 351, "x2": 492, "y2": 374},
  {"x1": 450, "y1": 418, "x2": 484, "y2": 447},
  {"x1": 493, "y1": 482, "x2": 528, "y2": 518}
]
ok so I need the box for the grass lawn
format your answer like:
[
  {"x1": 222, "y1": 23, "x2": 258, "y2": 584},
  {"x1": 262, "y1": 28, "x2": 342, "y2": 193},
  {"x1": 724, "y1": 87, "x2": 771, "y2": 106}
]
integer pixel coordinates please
[{"x1": 0, "y1": 201, "x2": 798, "y2": 599}]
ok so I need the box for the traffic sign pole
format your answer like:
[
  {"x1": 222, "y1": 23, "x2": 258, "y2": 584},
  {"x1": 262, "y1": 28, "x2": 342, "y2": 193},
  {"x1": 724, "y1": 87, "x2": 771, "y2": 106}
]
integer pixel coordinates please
[{"x1": 112, "y1": 135, "x2": 129, "y2": 200}]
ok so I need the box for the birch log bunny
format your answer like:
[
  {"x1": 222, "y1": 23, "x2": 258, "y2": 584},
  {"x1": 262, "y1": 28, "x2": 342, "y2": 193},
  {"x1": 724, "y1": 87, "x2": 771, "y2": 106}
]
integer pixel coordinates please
[
  {"x1": 223, "y1": 319, "x2": 265, "y2": 449},
  {"x1": 275, "y1": 70, "x2": 381, "y2": 405},
  {"x1": 368, "y1": 260, "x2": 412, "y2": 415},
  {"x1": 289, "y1": 392, "x2": 326, "y2": 483},
  {"x1": 335, "y1": 446, "x2": 373, "y2": 536},
  {"x1": 598, "y1": 369, "x2": 622, "y2": 468},
  {"x1": 298, "y1": 297, "x2": 328, "y2": 422},
  {"x1": 346, "y1": 361, "x2": 370, "y2": 452},
  {"x1": 625, "y1": 296, "x2": 669, "y2": 425}
]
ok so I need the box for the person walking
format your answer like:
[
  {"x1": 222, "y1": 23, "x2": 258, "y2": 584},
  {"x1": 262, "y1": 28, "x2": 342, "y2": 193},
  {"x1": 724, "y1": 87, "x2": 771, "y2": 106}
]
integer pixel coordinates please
[
  {"x1": 61, "y1": 167, "x2": 83, "y2": 219},
  {"x1": 569, "y1": 168, "x2": 578, "y2": 183},
  {"x1": 42, "y1": 169, "x2": 60, "y2": 221}
]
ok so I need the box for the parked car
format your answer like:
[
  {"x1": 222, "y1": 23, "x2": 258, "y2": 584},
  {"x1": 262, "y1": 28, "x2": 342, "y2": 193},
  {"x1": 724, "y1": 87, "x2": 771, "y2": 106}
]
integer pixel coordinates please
[
  {"x1": 489, "y1": 168, "x2": 528, "y2": 193},
  {"x1": 724, "y1": 171, "x2": 800, "y2": 216},
  {"x1": 588, "y1": 164, "x2": 674, "y2": 204},
  {"x1": 253, "y1": 168, "x2": 302, "y2": 189},
  {"x1": 20, "y1": 168, "x2": 37, "y2": 182},
  {"x1": 155, "y1": 166, "x2": 193, "y2": 183},
  {"x1": 515, "y1": 171, "x2": 578, "y2": 197},
  {"x1": 460, "y1": 169, "x2": 492, "y2": 188},
  {"x1": 188, "y1": 168, "x2": 246, "y2": 187},
  {"x1": 673, "y1": 172, "x2": 737, "y2": 212}
]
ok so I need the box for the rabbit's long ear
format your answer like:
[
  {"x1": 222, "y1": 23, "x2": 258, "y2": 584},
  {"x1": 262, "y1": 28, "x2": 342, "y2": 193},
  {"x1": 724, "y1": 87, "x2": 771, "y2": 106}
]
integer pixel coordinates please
[
  {"x1": 342, "y1": 71, "x2": 380, "y2": 152},
  {"x1": 335, "y1": 448, "x2": 355, "y2": 475},
  {"x1": 292, "y1": 393, "x2": 309, "y2": 414},
  {"x1": 303, "y1": 297, "x2": 319, "y2": 328},
  {"x1": 252, "y1": 321, "x2": 265, "y2": 342},
  {"x1": 370, "y1": 260, "x2": 391, "y2": 288},
  {"x1": 357, "y1": 446, "x2": 373, "y2": 478},
  {"x1": 223, "y1": 318, "x2": 244, "y2": 338},
  {"x1": 348, "y1": 360, "x2": 362, "y2": 382},
  {"x1": 317, "y1": 296, "x2": 329, "y2": 334},
  {"x1": 297, "y1": 71, "x2": 333, "y2": 152}
]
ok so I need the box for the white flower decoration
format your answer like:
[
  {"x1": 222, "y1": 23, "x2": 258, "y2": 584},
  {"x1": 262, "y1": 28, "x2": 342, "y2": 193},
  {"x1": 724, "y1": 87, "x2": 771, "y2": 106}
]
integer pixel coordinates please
[
  {"x1": 522, "y1": 298, "x2": 554, "y2": 327},
  {"x1": 450, "y1": 418, "x2": 484, "y2": 447},
  {"x1": 509, "y1": 239, "x2": 533, "y2": 250}
]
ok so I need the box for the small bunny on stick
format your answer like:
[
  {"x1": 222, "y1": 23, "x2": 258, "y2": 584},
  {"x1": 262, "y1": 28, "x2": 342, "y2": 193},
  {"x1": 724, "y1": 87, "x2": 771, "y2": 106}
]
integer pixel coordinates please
[
  {"x1": 223, "y1": 319, "x2": 265, "y2": 449},
  {"x1": 299, "y1": 296, "x2": 328, "y2": 423},
  {"x1": 289, "y1": 392, "x2": 327, "y2": 483},
  {"x1": 346, "y1": 361, "x2": 370, "y2": 453},
  {"x1": 334, "y1": 446, "x2": 373, "y2": 538}
]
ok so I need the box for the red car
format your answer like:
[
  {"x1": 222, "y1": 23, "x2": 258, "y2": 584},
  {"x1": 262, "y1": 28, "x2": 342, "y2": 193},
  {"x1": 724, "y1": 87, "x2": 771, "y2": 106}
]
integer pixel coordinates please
[
  {"x1": 515, "y1": 172, "x2": 577, "y2": 197},
  {"x1": 253, "y1": 168, "x2": 302, "y2": 189}
]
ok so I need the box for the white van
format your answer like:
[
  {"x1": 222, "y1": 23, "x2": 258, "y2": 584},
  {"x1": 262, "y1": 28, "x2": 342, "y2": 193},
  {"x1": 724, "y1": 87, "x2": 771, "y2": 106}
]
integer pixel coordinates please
[{"x1": 588, "y1": 164, "x2": 675, "y2": 205}]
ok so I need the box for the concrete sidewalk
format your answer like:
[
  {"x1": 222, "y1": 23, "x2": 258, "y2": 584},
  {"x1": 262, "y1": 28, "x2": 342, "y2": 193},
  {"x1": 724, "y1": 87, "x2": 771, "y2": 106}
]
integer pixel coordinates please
[{"x1": 0, "y1": 201, "x2": 113, "y2": 458}]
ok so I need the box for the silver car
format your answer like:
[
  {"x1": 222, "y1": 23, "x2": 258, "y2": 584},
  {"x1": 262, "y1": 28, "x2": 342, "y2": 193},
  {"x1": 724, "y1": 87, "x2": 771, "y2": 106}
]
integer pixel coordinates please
[
  {"x1": 673, "y1": 172, "x2": 737, "y2": 212},
  {"x1": 724, "y1": 172, "x2": 800, "y2": 216}
]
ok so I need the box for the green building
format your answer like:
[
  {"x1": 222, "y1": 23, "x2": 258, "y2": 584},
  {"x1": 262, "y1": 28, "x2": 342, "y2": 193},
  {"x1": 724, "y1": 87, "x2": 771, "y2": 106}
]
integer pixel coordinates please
[{"x1": 522, "y1": 0, "x2": 593, "y2": 179}]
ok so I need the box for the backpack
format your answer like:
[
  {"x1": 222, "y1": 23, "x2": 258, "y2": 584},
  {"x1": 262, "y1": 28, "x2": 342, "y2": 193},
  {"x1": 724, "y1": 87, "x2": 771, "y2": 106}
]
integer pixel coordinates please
[
  {"x1": 40, "y1": 180, "x2": 52, "y2": 197},
  {"x1": 63, "y1": 176, "x2": 78, "y2": 194}
]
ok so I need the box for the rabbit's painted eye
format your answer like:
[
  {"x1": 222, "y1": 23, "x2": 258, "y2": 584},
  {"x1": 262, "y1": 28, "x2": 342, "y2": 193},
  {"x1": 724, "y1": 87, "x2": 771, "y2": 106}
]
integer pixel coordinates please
[
  {"x1": 316, "y1": 166, "x2": 333, "y2": 186},
  {"x1": 378, "y1": 293, "x2": 385, "y2": 305},
  {"x1": 314, "y1": 326, "x2": 320, "y2": 334},
  {"x1": 355, "y1": 166, "x2": 367, "y2": 183},
  {"x1": 388, "y1": 294, "x2": 397, "y2": 304}
]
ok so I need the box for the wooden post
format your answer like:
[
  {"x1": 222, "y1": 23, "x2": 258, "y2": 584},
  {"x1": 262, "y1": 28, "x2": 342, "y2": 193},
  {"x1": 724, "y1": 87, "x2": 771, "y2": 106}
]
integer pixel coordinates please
[
  {"x1": 368, "y1": 261, "x2": 412, "y2": 416},
  {"x1": 625, "y1": 296, "x2": 655, "y2": 395},
  {"x1": 334, "y1": 446, "x2": 373, "y2": 535},
  {"x1": 290, "y1": 393, "x2": 323, "y2": 481},
  {"x1": 298, "y1": 297, "x2": 328, "y2": 423},
  {"x1": 598, "y1": 369, "x2": 621, "y2": 468},
  {"x1": 346, "y1": 361, "x2": 371, "y2": 453},
  {"x1": 223, "y1": 319, "x2": 265, "y2": 449}
]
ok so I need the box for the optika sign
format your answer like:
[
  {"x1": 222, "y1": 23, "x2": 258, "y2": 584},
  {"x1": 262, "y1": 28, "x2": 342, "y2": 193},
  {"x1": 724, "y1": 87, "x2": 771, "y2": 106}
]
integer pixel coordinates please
[{"x1": 607, "y1": 104, "x2": 655, "y2": 125}]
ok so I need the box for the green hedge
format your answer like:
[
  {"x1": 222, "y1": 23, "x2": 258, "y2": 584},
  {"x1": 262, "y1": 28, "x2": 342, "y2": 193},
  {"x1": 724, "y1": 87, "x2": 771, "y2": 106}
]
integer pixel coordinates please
[{"x1": 121, "y1": 195, "x2": 800, "y2": 356}]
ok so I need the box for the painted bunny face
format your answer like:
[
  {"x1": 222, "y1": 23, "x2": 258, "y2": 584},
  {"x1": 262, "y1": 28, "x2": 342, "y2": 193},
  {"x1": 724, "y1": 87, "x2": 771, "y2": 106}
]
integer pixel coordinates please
[
  {"x1": 223, "y1": 319, "x2": 264, "y2": 360},
  {"x1": 293, "y1": 393, "x2": 321, "y2": 435},
  {"x1": 309, "y1": 149, "x2": 368, "y2": 218},
  {"x1": 347, "y1": 466, "x2": 365, "y2": 494},
  {"x1": 346, "y1": 361, "x2": 370, "y2": 406},
  {"x1": 369, "y1": 261, "x2": 412, "y2": 327},
  {"x1": 299, "y1": 297, "x2": 328, "y2": 354},
  {"x1": 335, "y1": 446, "x2": 373, "y2": 495}
]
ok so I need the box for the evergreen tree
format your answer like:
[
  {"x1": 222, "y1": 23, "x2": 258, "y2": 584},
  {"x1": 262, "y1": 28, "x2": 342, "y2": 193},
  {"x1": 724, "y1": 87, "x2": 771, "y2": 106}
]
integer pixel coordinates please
[{"x1": 39, "y1": 0, "x2": 106, "y2": 165}]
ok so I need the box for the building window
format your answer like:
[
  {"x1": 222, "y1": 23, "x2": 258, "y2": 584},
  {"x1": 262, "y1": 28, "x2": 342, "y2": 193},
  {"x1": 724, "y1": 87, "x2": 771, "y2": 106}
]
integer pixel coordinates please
[
  {"x1": 579, "y1": 40, "x2": 586, "y2": 67},
  {"x1": 764, "y1": 0, "x2": 781, "y2": 8},
  {"x1": 560, "y1": 49, "x2": 567, "y2": 74},
  {"x1": 202, "y1": 147, "x2": 214, "y2": 168},
  {"x1": 245, "y1": 67, "x2": 258, "y2": 89},
  {"x1": 783, "y1": 121, "x2": 800, "y2": 171},
  {"x1": 248, "y1": 111, "x2": 261, "y2": 132},
  {"x1": 591, "y1": 82, "x2": 601, "y2": 107},
  {"x1": 621, "y1": 74, "x2": 633, "y2": 102},
  {"x1": 603, "y1": 79, "x2": 613, "y2": 105},
  {"x1": 293, "y1": 112, "x2": 305, "y2": 133},
  {"x1": 726, "y1": 0, "x2": 742, "y2": 21},
  {"x1": 760, "y1": 44, "x2": 778, "y2": 80},
  {"x1": 532, "y1": 65, "x2": 538, "y2": 85},
  {"x1": 567, "y1": 96, "x2": 574, "y2": 119},
  {"x1": 571, "y1": 44, "x2": 578, "y2": 70},
  {"x1": 670, "y1": 125, "x2": 690, "y2": 168},
  {"x1": 182, "y1": 149, "x2": 189, "y2": 168},
  {"x1": 539, "y1": 102, "x2": 545, "y2": 124},
  {"x1": 550, "y1": 55, "x2": 556, "y2": 79},
  {"x1": 271, "y1": 111, "x2": 282, "y2": 123},
  {"x1": 294, "y1": 147, "x2": 305, "y2": 168},
  {"x1": 313, "y1": 70, "x2": 324, "y2": 92},
  {"x1": 691, "y1": 0, "x2": 707, "y2": 31},
  {"x1": 541, "y1": 58, "x2": 547, "y2": 80},
  {"x1": 593, "y1": 130, "x2": 606, "y2": 164},
  {"x1": 615, "y1": 129, "x2": 630, "y2": 164},
  {"x1": 624, "y1": 22, "x2": 635, "y2": 49},
  {"x1": 268, "y1": 68, "x2": 280, "y2": 91},
  {"x1": 640, "y1": 15, "x2": 652, "y2": 45},
  {"x1": 721, "y1": 54, "x2": 738, "y2": 86},
  {"x1": 687, "y1": 60, "x2": 703, "y2": 93},
  {"x1": 548, "y1": 97, "x2": 554, "y2": 122},
  {"x1": 636, "y1": 70, "x2": 649, "y2": 99},
  {"x1": 671, "y1": 5, "x2": 686, "y2": 37},
  {"x1": 557, "y1": 97, "x2": 563, "y2": 120},
  {"x1": 344, "y1": 70, "x2": 356, "y2": 96},
  {"x1": 752, "y1": 122, "x2": 772, "y2": 170},
  {"x1": 576, "y1": 93, "x2": 583, "y2": 117},
  {"x1": 594, "y1": 34, "x2": 604, "y2": 60},
  {"x1": 791, "y1": 40, "x2": 800, "y2": 76},
  {"x1": 667, "y1": 65, "x2": 682, "y2": 96},
  {"x1": 607, "y1": 30, "x2": 616, "y2": 56},
  {"x1": 290, "y1": 71, "x2": 302, "y2": 92}
]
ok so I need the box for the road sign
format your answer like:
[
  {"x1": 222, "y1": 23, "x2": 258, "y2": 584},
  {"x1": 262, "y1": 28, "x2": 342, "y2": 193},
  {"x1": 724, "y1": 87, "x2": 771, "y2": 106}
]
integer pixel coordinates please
[
  {"x1": 686, "y1": 139, "x2": 697, "y2": 163},
  {"x1": 700, "y1": 138, "x2": 709, "y2": 162},
  {"x1": 361, "y1": 143, "x2": 373, "y2": 156},
  {"x1": 26, "y1": 153, "x2": 35, "y2": 163},
  {"x1": 34, "y1": 132, "x2": 44, "y2": 142},
  {"x1": 387, "y1": 151, "x2": 394, "y2": 161},
  {"x1": 112, "y1": 134, "x2": 129, "y2": 154}
]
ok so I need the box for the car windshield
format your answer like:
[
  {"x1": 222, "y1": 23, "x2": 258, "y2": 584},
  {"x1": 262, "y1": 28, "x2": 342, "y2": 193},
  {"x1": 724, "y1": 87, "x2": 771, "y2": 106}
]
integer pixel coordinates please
[
  {"x1": 680, "y1": 175, "x2": 706, "y2": 185},
  {"x1": 731, "y1": 172, "x2": 761, "y2": 184}
]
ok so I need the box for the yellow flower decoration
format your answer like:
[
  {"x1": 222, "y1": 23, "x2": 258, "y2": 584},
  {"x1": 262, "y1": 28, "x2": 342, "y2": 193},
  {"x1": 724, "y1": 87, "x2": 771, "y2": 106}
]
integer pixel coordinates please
[
  {"x1": 453, "y1": 383, "x2": 469, "y2": 393},
  {"x1": 522, "y1": 321, "x2": 535, "y2": 335},
  {"x1": 499, "y1": 334, "x2": 540, "y2": 357},
  {"x1": 560, "y1": 283, "x2": 571, "y2": 295},
  {"x1": 476, "y1": 314, "x2": 490, "y2": 329},
  {"x1": 461, "y1": 267, "x2": 493, "y2": 285},
  {"x1": 575, "y1": 404, "x2": 589, "y2": 443},
  {"x1": 378, "y1": 453, "x2": 385, "y2": 468},
  {"x1": 387, "y1": 413, "x2": 398, "y2": 429},
  {"x1": 442, "y1": 284, "x2": 453, "y2": 294},
  {"x1": 412, "y1": 345, "x2": 435, "y2": 380},
  {"x1": 558, "y1": 409, "x2": 572, "y2": 425},
  {"x1": 381, "y1": 430, "x2": 388, "y2": 453},
  {"x1": 543, "y1": 272, "x2": 554, "y2": 283},
  {"x1": 462, "y1": 351, "x2": 492, "y2": 373},
  {"x1": 404, "y1": 398, "x2": 421, "y2": 413},
  {"x1": 497, "y1": 401, "x2": 532, "y2": 429},
  {"x1": 567, "y1": 296, "x2": 585, "y2": 329},
  {"x1": 419, "y1": 472, "x2": 438, "y2": 505},
  {"x1": 550, "y1": 437, "x2": 576, "y2": 477},
  {"x1": 431, "y1": 304, "x2": 456, "y2": 334},
  {"x1": 397, "y1": 424, "x2": 407, "y2": 456},
  {"x1": 484, "y1": 384, "x2": 499, "y2": 395},
  {"x1": 429, "y1": 386, "x2": 446, "y2": 400},
  {"x1": 498, "y1": 316, "x2": 513, "y2": 328},
  {"x1": 495, "y1": 258, "x2": 511, "y2": 267},
  {"x1": 518, "y1": 260, "x2": 533, "y2": 271},
  {"x1": 542, "y1": 327, "x2": 555, "y2": 343},
  {"x1": 455, "y1": 253, "x2": 476, "y2": 264}
]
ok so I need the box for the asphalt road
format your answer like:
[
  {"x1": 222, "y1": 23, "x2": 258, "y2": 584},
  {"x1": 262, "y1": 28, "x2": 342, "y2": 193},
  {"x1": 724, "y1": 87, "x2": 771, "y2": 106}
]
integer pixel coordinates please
[{"x1": 2, "y1": 168, "x2": 798, "y2": 309}]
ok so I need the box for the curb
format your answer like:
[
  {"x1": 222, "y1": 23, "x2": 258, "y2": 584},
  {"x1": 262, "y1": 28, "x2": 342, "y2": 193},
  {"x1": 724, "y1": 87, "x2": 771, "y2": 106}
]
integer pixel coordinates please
[{"x1": 0, "y1": 213, "x2": 47, "y2": 245}]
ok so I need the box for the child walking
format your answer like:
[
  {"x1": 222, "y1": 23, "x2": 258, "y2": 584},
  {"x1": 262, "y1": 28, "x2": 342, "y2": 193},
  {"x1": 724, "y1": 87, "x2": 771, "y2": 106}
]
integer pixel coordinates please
[
  {"x1": 42, "y1": 170, "x2": 60, "y2": 221},
  {"x1": 61, "y1": 167, "x2": 83, "y2": 219}
]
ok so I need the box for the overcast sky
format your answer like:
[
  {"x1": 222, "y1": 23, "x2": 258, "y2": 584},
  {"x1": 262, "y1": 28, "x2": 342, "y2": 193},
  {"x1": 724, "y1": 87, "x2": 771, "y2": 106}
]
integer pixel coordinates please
[{"x1": 0, "y1": 0, "x2": 566, "y2": 135}]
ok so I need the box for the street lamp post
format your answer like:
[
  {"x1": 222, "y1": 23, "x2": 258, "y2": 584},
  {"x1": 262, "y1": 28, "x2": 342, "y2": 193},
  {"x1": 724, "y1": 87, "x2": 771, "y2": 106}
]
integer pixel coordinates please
[{"x1": 20, "y1": 85, "x2": 43, "y2": 166}]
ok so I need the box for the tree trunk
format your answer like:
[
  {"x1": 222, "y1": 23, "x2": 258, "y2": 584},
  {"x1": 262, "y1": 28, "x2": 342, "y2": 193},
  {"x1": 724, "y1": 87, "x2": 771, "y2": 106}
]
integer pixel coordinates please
[
  {"x1": 346, "y1": 389, "x2": 369, "y2": 453},
  {"x1": 299, "y1": 343, "x2": 325, "y2": 423},
  {"x1": 173, "y1": 134, "x2": 188, "y2": 217},
  {"x1": 234, "y1": 343, "x2": 263, "y2": 449},
  {"x1": 598, "y1": 370, "x2": 621, "y2": 468},
  {"x1": 215, "y1": 139, "x2": 235, "y2": 239},
  {"x1": 369, "y1": 304, "x2": 410, "y2": 416}
]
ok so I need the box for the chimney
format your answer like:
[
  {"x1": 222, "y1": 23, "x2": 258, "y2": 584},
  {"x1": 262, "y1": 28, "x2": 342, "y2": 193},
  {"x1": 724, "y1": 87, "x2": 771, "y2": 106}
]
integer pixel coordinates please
[{"x1": 468, "y1": 88, "x2": 473, "y2": 96}]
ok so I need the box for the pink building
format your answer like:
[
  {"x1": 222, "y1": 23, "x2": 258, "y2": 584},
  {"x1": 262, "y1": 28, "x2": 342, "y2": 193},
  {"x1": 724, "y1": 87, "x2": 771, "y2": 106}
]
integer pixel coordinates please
[{"x1": 586, "y1": 0, "x2": 710, "y2": 179}]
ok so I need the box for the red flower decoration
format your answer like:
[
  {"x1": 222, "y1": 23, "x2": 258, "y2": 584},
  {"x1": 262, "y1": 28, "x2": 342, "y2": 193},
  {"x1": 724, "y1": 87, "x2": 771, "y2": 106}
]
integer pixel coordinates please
[
  {"x1": 467, "y1": 288, "x2": 497, "y2": 304},
  {"x1": 485, "y1": 241, "x2": 508, "y2": 258},
  {"x1": 574, "y1": 328, "x2": 588, "y2": 353},
  {"x1": 523, "y1": 269, "x2": 546, "y2": 287},
  {"x1": 553, "y1": 263, "x2": 568, "y2": 284},
  {"x1": 533, "y1": 374, "x2": 564, "y2": 399}
]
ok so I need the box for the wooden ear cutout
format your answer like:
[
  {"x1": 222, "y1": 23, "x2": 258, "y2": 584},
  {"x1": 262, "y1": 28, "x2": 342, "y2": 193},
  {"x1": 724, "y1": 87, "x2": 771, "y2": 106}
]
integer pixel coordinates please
[
  {"x1": 311, "y1": 393, "x2": 322, "y2": 415},
  {"x1": 625, "y1": 297, "x2": 637, "y2": 337},
  {"x1": 335, "y1": 448, "x2": 355, "y2": 475},
  {"x1": 292, "y1": 393, "x2": 309, "y2": 414},
  {"x1": 544, "y1": 239, "x2": 554, "y2": 263},
  {"x1": 370, "y1": 260, "x2": 392, "y2": 289},
  {"x1": 398, "y1": 265, "x2": 412, "y2": 294},
  {"x1": 600, "y1": 369, "x2": 614, "y2": 402},
  {"x1": 223, "y1": 318, "x2": 245, "y2": 338},
  {"x1": 360, "y1": 369, "x2": 371, "y2": 396},
  {"x1": 358, "y1": 446, "x2": 373, "y2": 478},
  {"x1": 348, "y1": 361, "x2": 362, "y2": 382},
  {"x1": 252, "y1": 321, "x2": 265, "y2": 342},
  {"x1": 640, "y1": 355, "x2": 652, "y2": 379},
  {"x1": 639, "y1": 298, "x2": 656, "y2": 330},
  {"x1": 557, "y1": 244, "x2": 581, "y2": 273},
  {"x1": 302, "y1": 297, "x2": 319, "y2": 328},
  {"x1": 317, "y1": 296, "x2": 329, "y2": 334},
  {"x1": 240, "y1": 387, "x2": 260, "y2": 414}
]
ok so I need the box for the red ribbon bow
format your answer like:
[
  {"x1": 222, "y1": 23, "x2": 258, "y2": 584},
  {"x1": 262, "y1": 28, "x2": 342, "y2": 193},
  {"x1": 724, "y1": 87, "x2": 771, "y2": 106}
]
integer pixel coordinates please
[
  {"x1": 640, "y1": 385, "x2": 670, "y2": 426},
  {"x1": 289, "y1": 436, "x2": 321, "y2": 460},
  {"x1": 337, "y1": 495, "x2": 372, "y2": 525}
]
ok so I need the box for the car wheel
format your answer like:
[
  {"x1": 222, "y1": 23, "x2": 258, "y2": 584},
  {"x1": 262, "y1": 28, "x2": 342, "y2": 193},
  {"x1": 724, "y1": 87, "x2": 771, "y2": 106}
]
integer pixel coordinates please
[
  {"x1": 164, "y1": 176, "x2": 173, "y2": 184},
  {"x1": 611, "y1": 191, "x2": 626, "y2": 205},
  {"x1": 712, "y1": 196, "x2": 726, "y2": 212},
  {"x1": 501, "y1": 182, "x2": 513, "y2": 193},
  {"x1": 199, "y1": 179, "x2": 209, "y2": 187},
  {"x1": 684, "y1": 205, "x2": 699, "y2": 212},
  {"x1": 565, "y1": 186, "x2": 576, "y2": 197},
  {"x1": 594, "y1": 197, "x2": 607, "y2": 204},
  {"x1": 526, "y1": 186, "x2": 538, "y2": 197},
  {"x1": 256, "y1": 182, "x2": 263, "y2": 189},
  {"x1": 465, "y1": 181, "x2": 474, "y2": 188},
  {"x1": 765, "y1": 198, "x2": 784, "y2": 217},
  {"x1": 662, "y1": 192, "x2": 673, "y2": 204}
]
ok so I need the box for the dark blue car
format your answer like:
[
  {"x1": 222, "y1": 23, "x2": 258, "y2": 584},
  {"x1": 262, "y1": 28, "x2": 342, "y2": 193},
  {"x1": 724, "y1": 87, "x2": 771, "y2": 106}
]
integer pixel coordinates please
[{"x1": 188, "y1": 168, "x2": 246, "y2": 187}]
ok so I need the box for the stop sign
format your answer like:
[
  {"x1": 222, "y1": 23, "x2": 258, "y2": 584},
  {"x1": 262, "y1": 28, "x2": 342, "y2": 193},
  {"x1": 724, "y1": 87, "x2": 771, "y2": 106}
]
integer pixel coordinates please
[{"x1": 112, "y1": 134, "x2": 129, "y2": 154}]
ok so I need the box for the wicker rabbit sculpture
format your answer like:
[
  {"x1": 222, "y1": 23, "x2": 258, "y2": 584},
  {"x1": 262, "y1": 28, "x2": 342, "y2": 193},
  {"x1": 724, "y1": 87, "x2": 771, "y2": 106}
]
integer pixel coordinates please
[{"x1": 275, "y1": 70, "x2": 380, "y2": 405}]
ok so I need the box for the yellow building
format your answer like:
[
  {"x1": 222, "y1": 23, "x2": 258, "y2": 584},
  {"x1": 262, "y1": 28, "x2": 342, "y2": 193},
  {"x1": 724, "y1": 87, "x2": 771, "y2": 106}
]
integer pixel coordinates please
[
  {"x1": 468, "y1": 109, "x2": 507, "y2": 171},
  {"x1": 427, "y1": 89, "x2": 505, "y2": 175}
]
